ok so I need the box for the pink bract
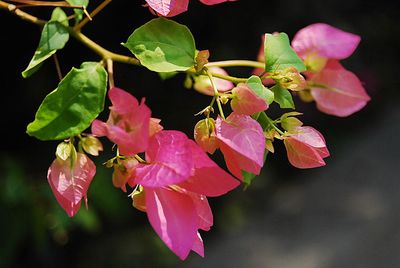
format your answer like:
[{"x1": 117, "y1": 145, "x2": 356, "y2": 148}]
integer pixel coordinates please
[
  {"x1": 284, "y1": 126, "x2": 329, "y2": 169},
  {"x1": 145, "y1": 0, "x2": 234, "y2": 17},
  {"x1": 310, "y1": 60, "x2": 370, "y2": 117},
  {"x1": 292, "y1": 23, "x2": 361, "y2": 60},
  {"x1": 47, "y1": 153, "x2": 96, "y2": 217},
  {"x1": 91, "y1": 87, "x2": 151, "y2": 156},
  {"x1": 216, "y1": 113, "x2": 265, "y2": 179},
  {"x1": 134, "y1": 130, "x2": 194, "y2": 188},
  {"x1": 177, "y1": 140, "x2": 240, "y2": 197},
  {"x1": 231, "y1": 84, "x2": 268, "y2": 115}
]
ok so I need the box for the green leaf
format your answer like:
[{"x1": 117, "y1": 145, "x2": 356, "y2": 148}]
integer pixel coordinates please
[
  {"x1": 252, "y1": 111, "x2": 269, "y2": 131},
  {"x1": 242, "y1": 151, "x2": 268, "y2": 188},
  {"x1": 246, "y1": 75, "x2": 274, "y2": 104},
  {"x1": 51, "y1": 7, "x2": 69, "y2": 26},
  {"x1": 271, "y1": 84, "x2": 295, "y2": 109},
  {"x1": 66, "y1": 0, "x2": 89, "y2": 23},
  {"x1": 22, "y1": 11, "x2": 69, "y2": 78},
  {"x1": 27, "y1": 62, "x2": 107, "y2": 140},
  {"x1": 158, "y1": 71, "x2": 178, "y2": 80},
  {"x1": 264, "y1": 33, "x2": 306, "y2": 73},
  {"x1": 124, "y1": 18, "x2": 196, "y2": 72}
]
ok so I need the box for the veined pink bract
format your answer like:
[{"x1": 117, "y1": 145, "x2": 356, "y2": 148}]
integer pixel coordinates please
[
  {"x1": 216, "y1": 113, "x2": 265, "y2": 179},
  {"x1": 47, "y1": 153, "x2": 96, "y2": 217},
  {"x1": 284, "y1": 126, "x2": 329, "y2": 168},
  {"x1": 145, "y1": 0, "x2": 235, "y2": 17}
]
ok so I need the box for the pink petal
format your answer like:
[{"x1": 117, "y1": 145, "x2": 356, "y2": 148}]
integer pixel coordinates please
[
  {"x1": 135, "y1": 131, "x2": 194, "y2": 187},
  {"x1": 284, "y1": 138, "x2": 326, "y2": 169},
  {"x1": 216, "y1": 114, "x2": 265, "y2": 178},
  {"x1": 191, "y1": 233, "x2": 205, "y2": 257},
  {"x1": 91, "y1": 119, "x2": 108, "y2": 137},
  {"x1": 292, "y1": 23, "x2": 361, "y2": 60},
  {"x1": 289, "y1": 126, "x2": 327, "y2": 148},
  {"x1": 145, "y1": 187, "x2": 198, "y2": 260},
  {"x1": 178, "y1": 140, "x2": 239, "y2": 196},
  {"x1": 108, "y1": 87, "x2": 139, "y2": 115},
  {"x1": 193, "y1": 67, "x2": 234, "y2": 96},
  {"x1": 145, "y1": 0, "x2": 189, "y2": 17},
  {"x1": 186, "y1": 191, "x2": 213, "y2": 231},
  {"x1": 47, "y1": 153, "x2": 96, "y2": 217},
  {"x1": 311, "y1": 60, "x2": 370, "y2": 117},
  {"x1": 231, "y1": 84, "x2": 268, "y2": 115}
]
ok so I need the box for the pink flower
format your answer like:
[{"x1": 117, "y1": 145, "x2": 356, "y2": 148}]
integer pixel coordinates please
[
  {"x1": 283, "y1": 126, "x2": 329, "y2": 169},
  {"x1": 47, "y1": 153, "x2": 96, "y2": 217},
  {"x1": 91, "y1": 87, "x2": 151, "y2": 156},
  {"x1": 309, "y1": 60, "x2": 371, "y2": 117},
  {"x1": 215, "y1": 113, "x2": 265, "y2": 179},
  {"x1": 292, "y1": 23, "x2": 361, "y2": 72},
  {"x1": 230, "y1": 84, "x2": 268, "y2": 115},
  {"x1": 194, "y1": 118, "x2": 219, "y2": 154},
  {"x1": 127, "y1": 130, "x2": 239, "y2": 259},
  {"x1": 145, "y1": 0, "x2": 235, "y2": 17}
]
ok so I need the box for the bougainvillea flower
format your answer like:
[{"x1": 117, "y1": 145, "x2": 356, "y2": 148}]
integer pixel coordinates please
[
  {"x1": 194, "y1": 118, "x2": 219, "y2": 154},
  {"x1": 145, "y1": 0, "x2": 235, "y2": 17},
  {"x1": 283, "y1": 126, "x2": 329, "y2": 169},
  {"x1": 126, "y1": 130, "x2": 238, "y2": 259},
  {"x1": 91, "y1": 87, "x2": 151, "y2": 156},
  {"x1": 193, "y1": 67, "x2": 234, "y2": 96},
  {"x1": 216, "y1": 113, "x2": 265, "y2": 179},
  {"x1": 292, "y1": 23, "x2": 361, "y2": 72},
  {"x1": 47, "y1": 153, "x2": 96, "y2": 217},
  {"x1": 310, "y1": 60, "x2": 370, "y2": 117}
]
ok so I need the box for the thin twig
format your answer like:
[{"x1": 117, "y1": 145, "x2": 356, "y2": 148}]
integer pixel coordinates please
[
  {"x1": 53, "y1": 53, "x2": 63, "y2": 81},
  {"x1": 75, "y1": 0, "x2": 112, "y2": 31}
]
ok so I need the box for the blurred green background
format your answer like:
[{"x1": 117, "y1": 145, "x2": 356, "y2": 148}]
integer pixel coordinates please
[{"x1": 1, "y1": 0, "x2": 399, "y2": 267}]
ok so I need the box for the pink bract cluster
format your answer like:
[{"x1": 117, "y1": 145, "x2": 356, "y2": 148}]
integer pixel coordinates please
[
  {"x1": 90, "y1": 87, "x2": 243, "y2": 259},
  {"x1": 45, "y1": 21, "x2": 369, "y2": 261},
  {"x1": 257, "y1": 23, "x2": 370, "y2": 117},
  {"x1": 144, "y1": 0, "x2": 235, "y2": 17}
]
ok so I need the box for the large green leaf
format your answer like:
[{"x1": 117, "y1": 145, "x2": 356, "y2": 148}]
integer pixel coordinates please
[
  {"x1": 246, "y1": 75, "x2": 274, "y2": 104},
  {"x1": 124, "y1": 18, "x2": 196, "y2": 72},
  {"x1": 22, "y1": 8, "x2": 69, "y2": 78},
  {"x1": 264, "y1": 33, "x2": 306, "y2": 73},
  {"x1": 271, "y1": 84, "x2": 295, "y2": 109},
  {"x1": 66, "y1": 0, "x2": 89, "y2": 23},
  {"x1": 27, "y1": 62, "x2": 107, "y2": 140}
]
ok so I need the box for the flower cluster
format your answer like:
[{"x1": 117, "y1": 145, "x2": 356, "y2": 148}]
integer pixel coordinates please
[{"x1": 40, "y1": 1, "x2": 369, "y2": 260}]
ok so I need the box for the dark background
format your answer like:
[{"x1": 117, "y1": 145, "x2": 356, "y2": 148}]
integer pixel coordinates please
[{"x1": 1, "y1": 0, "x2": 399, "y2": 267}]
